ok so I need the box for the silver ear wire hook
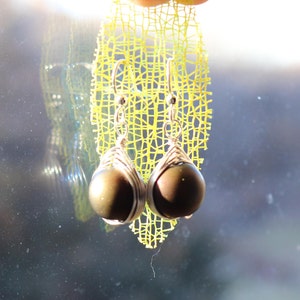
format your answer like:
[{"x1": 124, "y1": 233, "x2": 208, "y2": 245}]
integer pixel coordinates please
[
  {"x1": 112, "y1": 59, "x2": 127, "y2": 105},
  {"x1": 166, "y1": 58, "x2": 177, "y2": 106},
  {"x1": 166, "y1": 57, "x2": 173, "y2": 95}
]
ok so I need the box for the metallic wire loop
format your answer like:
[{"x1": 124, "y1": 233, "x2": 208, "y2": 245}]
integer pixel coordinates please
[
  {"x1": 114, "y1": 105, "x2": 128, "y2": 139},
  {"x1": 166, "y1": 57, "x2": 174, "y2": 96},
  {"x1": 111, "y1": 59, "x2": 129, "y2": 140},
  {"x1": 163, "y1": 119, "x2": 182, "y2": 141},
  {"x1": 164, "y1": 58, "x2": 182, "y2": 141},
  {"x1": 112, "y1": 59, "x2": 127, "y2": 96}
]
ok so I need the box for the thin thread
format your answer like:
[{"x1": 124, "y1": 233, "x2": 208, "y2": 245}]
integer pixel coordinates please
[{"x1": 150, "y1": 246, "x2": 162, "y2": 279}]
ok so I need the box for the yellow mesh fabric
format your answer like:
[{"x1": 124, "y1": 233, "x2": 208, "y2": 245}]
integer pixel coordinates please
[{"x1": 91, "y1": 0, "x2": 212, "y2": 248}]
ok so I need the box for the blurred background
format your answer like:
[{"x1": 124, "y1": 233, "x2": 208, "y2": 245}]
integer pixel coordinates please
[{"x1": 1, "y1": 0, "x2": 300, "y2": 299}]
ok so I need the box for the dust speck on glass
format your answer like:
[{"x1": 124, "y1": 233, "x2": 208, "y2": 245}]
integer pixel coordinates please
[{"x1": 41, "y1": 0, "x2": 212, "y2": 249}]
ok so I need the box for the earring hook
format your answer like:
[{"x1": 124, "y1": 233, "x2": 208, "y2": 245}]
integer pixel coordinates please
[
  {"x1": 166, "y1": 57, "x2": 173, "y2": 95},
  {"x1": 166, "y1": 58, "x2": 176, "y2": 105},
  {"x1": 112, "y1": 59, "x2": 127, "y2": 105}
]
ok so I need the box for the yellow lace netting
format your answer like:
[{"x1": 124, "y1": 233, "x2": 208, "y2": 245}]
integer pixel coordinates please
[{"x1": 91, "y1": 0, "x2": 212, "y2": 248}]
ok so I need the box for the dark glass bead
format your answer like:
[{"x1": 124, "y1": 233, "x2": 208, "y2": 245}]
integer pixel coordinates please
[
  {"x1": 89, "y1": 168, "x2": 134, "y2": 221},
  {"x1": 152, "y1": 163, "x2": 205, "y2": 218}
]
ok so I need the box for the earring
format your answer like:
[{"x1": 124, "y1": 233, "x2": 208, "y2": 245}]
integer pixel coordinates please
[
  {"x1": 89, "y1": 59, "x2": 146, "y2": 225},
  {"x1": 147, "y1": 58, "x2": 206, "y2": 219}
]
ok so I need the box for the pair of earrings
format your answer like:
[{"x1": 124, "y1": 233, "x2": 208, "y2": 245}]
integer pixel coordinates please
[{"x1": 89, "y1": 59, "x2": 205, "y2": 225}]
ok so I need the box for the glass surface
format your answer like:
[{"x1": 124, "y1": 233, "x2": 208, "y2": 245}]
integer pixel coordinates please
[{"x1": 1, "y1": 0, "x2": 300, "y2": 299}]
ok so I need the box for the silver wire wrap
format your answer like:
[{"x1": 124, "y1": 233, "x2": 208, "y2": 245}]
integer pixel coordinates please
[
  {"x1": 92, "y1": 145, "x2": 146, "y2": 225},
  {"x1": 91, "y1": 59, "x2": 145, "y2": 225},
  {"x1": 147, "y1": 143, "x2": 194, "y2": 219}
]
